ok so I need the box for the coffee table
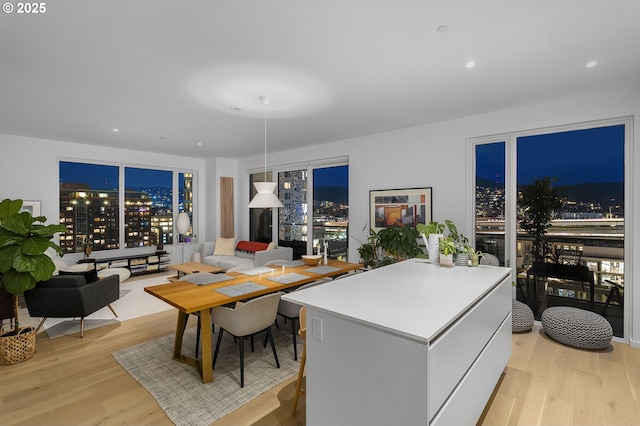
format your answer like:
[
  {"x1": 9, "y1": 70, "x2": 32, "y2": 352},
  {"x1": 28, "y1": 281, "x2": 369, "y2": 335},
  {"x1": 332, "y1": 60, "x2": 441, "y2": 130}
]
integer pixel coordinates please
[{"x1": 168, "y1": 262, "x2": 223, "y2": 281}]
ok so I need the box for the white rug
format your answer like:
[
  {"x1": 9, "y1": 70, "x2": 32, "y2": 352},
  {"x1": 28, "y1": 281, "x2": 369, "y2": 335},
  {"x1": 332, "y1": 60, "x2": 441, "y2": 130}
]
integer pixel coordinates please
[
  {"x1": 41, "y1": 273, "x2": 175, "y2": 339},
  {"x1": 113, "y1": 325, "x2": 301, "y2": 426}
]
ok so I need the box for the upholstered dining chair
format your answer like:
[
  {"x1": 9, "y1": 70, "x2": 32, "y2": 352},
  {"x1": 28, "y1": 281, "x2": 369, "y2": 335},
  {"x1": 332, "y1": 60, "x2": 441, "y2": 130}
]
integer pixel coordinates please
[
  {"x1": 211, "y1": 292, "x2": 282, "y2": 388},
  {"x1": 276, "y1": 279, "x2": 329, "y2": 360},
  {"x1": 480, "y1": 252, "x2": 500, "y2": 266},
  {"x1": 291, "y1": 306, "x2": 307, "y2": 416}
]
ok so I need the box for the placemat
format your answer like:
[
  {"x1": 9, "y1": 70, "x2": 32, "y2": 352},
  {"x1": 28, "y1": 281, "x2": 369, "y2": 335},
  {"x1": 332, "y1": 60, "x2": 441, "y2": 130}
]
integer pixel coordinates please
[
  {"x1": 214, "y1": 281, "x2": 268, "y2": 297},
  {"x1": 305, "y1": 265, "x2": 342, "y2": 274},
  {"x1": 235, "y1": 266, "x2": 273, "y2": 276},
  {"x1": 181, "y1": 273, "x2": 235, "y2": 285},
  {"x1": 267, "y1": 272, "x2": 310, "y2": 284}
]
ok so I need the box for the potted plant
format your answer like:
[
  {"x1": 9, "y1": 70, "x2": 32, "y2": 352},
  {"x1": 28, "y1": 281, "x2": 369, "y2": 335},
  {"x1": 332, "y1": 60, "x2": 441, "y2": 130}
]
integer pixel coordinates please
[
  {"x1": 416, "y1": 219, "x2": 458, "y2": 265},
  {"x1": 357, "y1": 225, "x2": 422, "y2": 269},
  {"x1": 438, "y1": 236, "x2": 457, "y2": 266},
  {"x1": 0, "y1": 199, "x2": 66, "y2": 364},
  {"x1": 466, "y1": 245, "x2": 484, "y2": 267}
]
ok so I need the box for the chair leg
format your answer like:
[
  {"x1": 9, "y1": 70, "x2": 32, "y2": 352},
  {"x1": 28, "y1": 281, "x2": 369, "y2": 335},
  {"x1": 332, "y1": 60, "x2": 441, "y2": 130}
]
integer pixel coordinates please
[
  {"x1": 80, "y1": 317, "x2": 85, "y2": 338},
  {"x1": 107, "y1": 304, "x2": 118, "y2": 318},
  {"x1": 266, "y1": 327, "x2": 280, "y2": 368},
  {"x1": 35, "y1": 317, "x2": 48, "y2": 334},
  {"x1": 239, "y1": 335, "x2": 245, "y2": 388},
  {"x1": 291, "y1": 339, "x2": 306, "y2": 416},
  {"x1": 291, "y1": 318, "x2": 298, "y2": 361},
  {"x1": 213, "y1": 328, "x2": 224, "y2": 369}
]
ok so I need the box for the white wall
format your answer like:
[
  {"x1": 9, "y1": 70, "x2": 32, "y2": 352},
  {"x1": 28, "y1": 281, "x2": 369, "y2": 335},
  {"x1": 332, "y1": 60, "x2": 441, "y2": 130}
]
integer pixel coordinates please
[
  {"x1": 237, "y1": 86, "x2": 640, "y2": 344},
  {"x1": 0, "y1": 134, "x2": 207, "y2": 264}
]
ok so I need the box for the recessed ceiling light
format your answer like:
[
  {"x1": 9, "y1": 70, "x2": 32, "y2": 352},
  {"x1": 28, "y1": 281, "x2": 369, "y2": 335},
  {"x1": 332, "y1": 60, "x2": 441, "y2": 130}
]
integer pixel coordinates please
[
  {"x1": 466, "y1": 61, "x2": 476, "y2": 69},
  {"x1": 436, "y1": 25, "x2": 450, "y2": 34},
  {"x1": 197, "y1": 142, "x2": 203, "y2": 146},
  {"x1": 586, "y1": 60, "x2": 598, "y2": 68},
  {"x1": 112, "y1": 128, "x2": 119, "y2": 132}
]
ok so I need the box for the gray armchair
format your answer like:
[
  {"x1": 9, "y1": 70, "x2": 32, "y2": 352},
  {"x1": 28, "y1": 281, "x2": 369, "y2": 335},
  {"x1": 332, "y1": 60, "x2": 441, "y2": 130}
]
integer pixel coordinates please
[{"x1": 24, "y1": 273, "x2": 120, "y2": 337}]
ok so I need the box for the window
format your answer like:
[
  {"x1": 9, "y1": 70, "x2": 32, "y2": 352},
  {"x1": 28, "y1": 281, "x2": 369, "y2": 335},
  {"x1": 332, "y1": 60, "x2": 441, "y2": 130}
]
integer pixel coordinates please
[
  {"x1": 278, "y1": 169, "x2": 308, "y2": 259},
  {"x1": 312, "y1": 165, "x2": 349, "y2": 260},
  {"x1": 249, "y1": 162, "x2": 349, "y2": 260},
  {"x1": 249, "y1": 171, "x2": 273, "y2": 243},
  {"x1": 472, "y1": 121, "x2": 627, "y2": 338},
  {"x1": 59, "y1": 161, "x2": 196, "y2": 254},
  {"x1": 124, "y1": 167, "x2": 172, "y2": 248},
  {"x1": 474, "y1": 142, "x2": 506, "y2": 265},
  {"x1": 59, "y1": 162, "x2": 120, "y2": 253}
]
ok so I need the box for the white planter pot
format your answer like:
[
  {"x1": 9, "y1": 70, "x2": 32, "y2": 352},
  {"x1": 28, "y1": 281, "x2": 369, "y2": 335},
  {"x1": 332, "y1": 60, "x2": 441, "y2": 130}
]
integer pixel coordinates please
[
  {"x1": 421, "y1": 233, "x2": 443, "y2": 265},
  {"x1": 439, "y1": 253, "x2": 454, "y2": 266}
]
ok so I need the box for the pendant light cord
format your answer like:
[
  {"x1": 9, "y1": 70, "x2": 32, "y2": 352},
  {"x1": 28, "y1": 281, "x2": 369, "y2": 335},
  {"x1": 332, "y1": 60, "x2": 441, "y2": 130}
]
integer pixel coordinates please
[{"x1": 264, "y1": 100, "x2": 267, "y2": 182}]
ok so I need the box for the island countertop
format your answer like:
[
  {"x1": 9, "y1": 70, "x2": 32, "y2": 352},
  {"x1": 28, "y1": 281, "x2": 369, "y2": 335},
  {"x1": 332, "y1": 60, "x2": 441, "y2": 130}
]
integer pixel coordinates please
[{"x1": 282, "y1": 258, "x2": 511, "y2": 343}]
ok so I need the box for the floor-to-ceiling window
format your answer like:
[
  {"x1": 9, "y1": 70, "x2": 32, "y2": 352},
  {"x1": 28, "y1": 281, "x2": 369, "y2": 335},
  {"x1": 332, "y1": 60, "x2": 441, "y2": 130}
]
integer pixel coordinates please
[
  {"x1": 472, "y1": 120, "x2": 628, "y2": 338},
  {"x1": 249, "y1": 171, "x2": 274, "y2": 243},
  {"x1": 248, "y1": 161, "x2": 349, "y2": 260},
  {"x1": 475, "y1": 141, "x2": 506, "y2": 265},
  {"x1": 312, "y1": 165, "x2": 349, "y2": 260},
  {"x1": 278, "y1": 169, "x2": 308, "y2": 259}
]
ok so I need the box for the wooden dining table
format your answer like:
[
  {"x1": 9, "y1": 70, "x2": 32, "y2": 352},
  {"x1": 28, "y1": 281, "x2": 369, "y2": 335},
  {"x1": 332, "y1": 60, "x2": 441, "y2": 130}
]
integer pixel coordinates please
[{"x1": 144, "y1": 259, "x2": 362, "y2": 383}]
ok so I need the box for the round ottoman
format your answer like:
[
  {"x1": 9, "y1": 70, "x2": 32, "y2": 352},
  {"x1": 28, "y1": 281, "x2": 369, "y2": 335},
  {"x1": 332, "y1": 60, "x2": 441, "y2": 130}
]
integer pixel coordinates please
[
  {"x1": 541, "y1": 307, "x2": 612, "y2": 350},
  {"x1": 512, "y1": 300, "x2": 534, "y2": 332},
  {"x1": 98, "y1": 267, "x2": 131, "y2": 283}
]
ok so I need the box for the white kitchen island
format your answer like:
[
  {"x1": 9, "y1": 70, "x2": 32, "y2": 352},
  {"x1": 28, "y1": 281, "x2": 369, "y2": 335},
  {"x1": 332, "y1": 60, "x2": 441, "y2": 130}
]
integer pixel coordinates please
[{"x1": 283, "y1": 259, "x2": 512, "y2": 426}]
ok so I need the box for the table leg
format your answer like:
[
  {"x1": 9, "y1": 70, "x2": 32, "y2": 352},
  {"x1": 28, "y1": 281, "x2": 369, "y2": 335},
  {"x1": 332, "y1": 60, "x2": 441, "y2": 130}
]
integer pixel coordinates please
[
  {"x1": 173, "y1": 311, "x2": 188, "y2": 360},
  {"x1": 199, "y1": 308, "x2": 213, "y2": 383}
]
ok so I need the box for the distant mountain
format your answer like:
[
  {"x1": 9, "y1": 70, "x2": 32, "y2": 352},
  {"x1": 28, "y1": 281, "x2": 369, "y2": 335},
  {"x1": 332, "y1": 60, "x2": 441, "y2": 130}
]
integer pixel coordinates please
[
  {"x1": 560, "y1": 182, "x2": 624, "y2": 207},
  {"x1": 314, "y1": 186, "x2": 348, "y2": 204},
  {"x1": 476, "y1": 178, "x2": 624, "y2": 208}
]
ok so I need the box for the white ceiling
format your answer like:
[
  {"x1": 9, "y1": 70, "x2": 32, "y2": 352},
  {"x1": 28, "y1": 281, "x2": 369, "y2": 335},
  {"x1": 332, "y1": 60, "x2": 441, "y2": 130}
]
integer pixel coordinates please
[{"x1": 2, "y1": 1, "x2": 639, "y2": 159}]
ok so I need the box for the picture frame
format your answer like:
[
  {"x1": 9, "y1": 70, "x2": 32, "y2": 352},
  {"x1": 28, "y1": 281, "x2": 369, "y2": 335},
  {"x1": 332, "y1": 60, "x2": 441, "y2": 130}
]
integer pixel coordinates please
[
  {"x1": 369, "y1": 187, "x2": 432, "y2": 232},
  {"x1": 20, "y1": 200, "x2": 41, "y2": 217}
]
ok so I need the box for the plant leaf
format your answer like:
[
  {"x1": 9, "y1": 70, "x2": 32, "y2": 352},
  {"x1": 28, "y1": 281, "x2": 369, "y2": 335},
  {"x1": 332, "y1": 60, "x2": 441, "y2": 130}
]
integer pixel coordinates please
[
  {"x1": 0, "y1": 198, "x2": 23, "y2": 221},
  {"x1": 1, "y1": 268, "x2": 36, "y2": 295}
]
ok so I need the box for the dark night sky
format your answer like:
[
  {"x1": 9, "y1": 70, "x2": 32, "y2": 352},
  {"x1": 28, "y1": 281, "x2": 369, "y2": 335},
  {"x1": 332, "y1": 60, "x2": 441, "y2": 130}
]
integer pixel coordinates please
[
  {"x1": 60, "y1": 163, "x2": 172, "y2": 189},
  {"x1": 476, "y1": 124, "x2": 624, "y2": 186},
  {"x1": 61, "y1": 163, "x2": 348, "y2": 190}
]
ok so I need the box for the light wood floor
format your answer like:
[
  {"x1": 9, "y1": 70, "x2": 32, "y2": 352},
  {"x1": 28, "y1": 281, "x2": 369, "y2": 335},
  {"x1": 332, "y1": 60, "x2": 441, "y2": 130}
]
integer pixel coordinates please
[{"x1": 2, "y1": 312, "x2": 639, "y2": 425}]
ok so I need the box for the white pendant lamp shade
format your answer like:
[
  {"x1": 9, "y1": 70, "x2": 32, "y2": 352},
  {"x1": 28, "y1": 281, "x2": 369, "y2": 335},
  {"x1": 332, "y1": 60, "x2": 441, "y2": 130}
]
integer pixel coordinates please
[
  {"x1": 248, "y1": 182, "x2": 284, "y2": 208},
  {"x1": 176, "y1": 212, "x2": 191, "y2": 235},
  {"x1": 249, "y1": 95, "x2": 283, "y2": 209}
]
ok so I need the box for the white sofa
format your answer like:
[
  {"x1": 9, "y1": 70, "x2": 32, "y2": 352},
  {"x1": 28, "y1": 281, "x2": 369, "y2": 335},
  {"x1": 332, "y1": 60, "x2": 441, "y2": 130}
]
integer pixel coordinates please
[{"x1": 200, "y1": 240, "x2": 293, "y2": 271}]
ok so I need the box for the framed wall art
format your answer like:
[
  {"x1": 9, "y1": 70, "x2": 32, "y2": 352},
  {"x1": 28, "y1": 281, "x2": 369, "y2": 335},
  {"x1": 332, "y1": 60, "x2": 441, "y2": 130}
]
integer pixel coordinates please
[
  {"x1": 20, "y1": 200, "x2": 41, "y2": 217},
  {"x1": 369, "y1": 187, "x2": 432, "y2": 232}
]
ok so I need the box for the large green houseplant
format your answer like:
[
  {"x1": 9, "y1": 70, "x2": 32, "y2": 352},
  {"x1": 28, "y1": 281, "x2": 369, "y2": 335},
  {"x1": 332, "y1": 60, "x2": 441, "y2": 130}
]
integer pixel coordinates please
[
  {"x1": 357, "y1": 225, "x2": 423, "y2": 269},
  {"x1": 0, "y1": 199, "x2": 66, "y2": 330}
]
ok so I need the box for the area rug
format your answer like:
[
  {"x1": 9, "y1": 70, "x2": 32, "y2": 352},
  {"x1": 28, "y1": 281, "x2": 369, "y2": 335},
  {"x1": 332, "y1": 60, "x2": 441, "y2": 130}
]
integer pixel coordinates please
[
  {"x1": 113, "y1": 325, "x2": 302, "y2": 426},
  {"x1": 42, "y1": 273, "x2": 175, "y2": 338}
]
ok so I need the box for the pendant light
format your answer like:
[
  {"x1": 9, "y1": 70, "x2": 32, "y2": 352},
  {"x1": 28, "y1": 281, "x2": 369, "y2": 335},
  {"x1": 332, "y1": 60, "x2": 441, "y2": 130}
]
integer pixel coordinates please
[{"x1": 248, "y1": 96, "x2": 284, "y2": 208}]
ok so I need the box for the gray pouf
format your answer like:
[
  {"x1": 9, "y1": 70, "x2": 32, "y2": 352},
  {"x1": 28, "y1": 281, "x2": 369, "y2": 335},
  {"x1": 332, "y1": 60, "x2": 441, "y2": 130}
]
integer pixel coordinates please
[
  {"x1": 512, "y1": 300, "x2": 534, "y2": 332},
  {"x1": 541, "y1": 306, "x2": 612, "y2": 350}
]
